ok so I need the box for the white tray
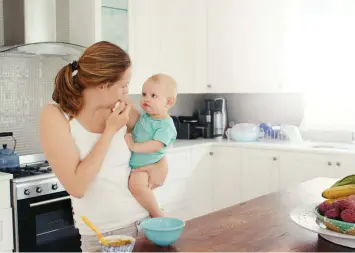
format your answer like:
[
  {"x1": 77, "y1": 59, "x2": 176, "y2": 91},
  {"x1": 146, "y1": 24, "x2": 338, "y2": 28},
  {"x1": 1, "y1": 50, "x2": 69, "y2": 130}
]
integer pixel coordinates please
[{"x1": 290, "y1": 203, "x2": 355, "y2": 248}]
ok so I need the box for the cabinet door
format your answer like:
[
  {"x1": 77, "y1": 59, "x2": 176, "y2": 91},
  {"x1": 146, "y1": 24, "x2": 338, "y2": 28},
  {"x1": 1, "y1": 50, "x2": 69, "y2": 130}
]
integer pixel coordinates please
[
  {"x1": 212, "y1": 147, "x2": 242, "y2": 211},
  {"x1": 206, "y1": 0, "x2": 287, "y2": 93},
  {"x1": 101, "y1": 0, "x2": 129, "y2": 51},
  {"x1": 279, "y1": 151, "x2": 333, "y2": 190},
  {"x1": 241, "y1": 149, "x2": 280, "y2": 202},
  {"x1": 332, "y1": 154, "x2": 355, "y2": 179},
  {"x1": 0, "y1": 208, "x2": 13, "y2": 252},
  {"x1": 129, "y1": 0, "x2": 163, "y2": 94},
  {"x1": 185, "y1": 147, "x2": 214, "y2": 220},
  {"x1": 159, "y1": 0, "x2": 206, "y2": 94}
]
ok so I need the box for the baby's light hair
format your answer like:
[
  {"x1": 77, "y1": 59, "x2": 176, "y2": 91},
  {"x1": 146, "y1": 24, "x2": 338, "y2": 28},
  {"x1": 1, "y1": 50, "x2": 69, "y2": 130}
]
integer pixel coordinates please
[{"x1": 147, "y1": 73, "x2": 177, "y2": 98}]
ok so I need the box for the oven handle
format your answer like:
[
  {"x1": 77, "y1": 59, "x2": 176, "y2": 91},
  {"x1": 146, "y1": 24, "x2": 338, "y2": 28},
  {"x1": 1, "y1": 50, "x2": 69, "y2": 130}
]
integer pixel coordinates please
[{"x1": 30, "y1": 196, "x2": 71, "y2": 207}]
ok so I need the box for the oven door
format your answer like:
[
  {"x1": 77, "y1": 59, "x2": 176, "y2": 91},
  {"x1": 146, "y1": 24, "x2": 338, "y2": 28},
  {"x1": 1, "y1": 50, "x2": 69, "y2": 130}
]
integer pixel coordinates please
[{"x1": 16, "y1": 191, "x2": 81, "y2": 252}]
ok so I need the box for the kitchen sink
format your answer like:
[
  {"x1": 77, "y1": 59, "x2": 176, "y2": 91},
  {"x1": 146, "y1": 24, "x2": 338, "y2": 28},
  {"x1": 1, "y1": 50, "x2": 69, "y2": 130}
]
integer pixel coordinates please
[{"x1": 311, "y1": 144, "x2": 355, "y2": 150}]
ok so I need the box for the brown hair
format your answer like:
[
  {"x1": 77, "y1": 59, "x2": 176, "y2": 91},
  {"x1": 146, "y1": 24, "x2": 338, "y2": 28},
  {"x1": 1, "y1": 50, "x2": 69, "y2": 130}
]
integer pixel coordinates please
[{"x1": 52, "y1": 41, "x2": 131, "y2": 116}]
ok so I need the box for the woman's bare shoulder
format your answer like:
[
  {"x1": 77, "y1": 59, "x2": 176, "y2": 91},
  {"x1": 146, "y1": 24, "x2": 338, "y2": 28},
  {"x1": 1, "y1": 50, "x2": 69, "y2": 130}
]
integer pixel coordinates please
[{"x1": 40, "y1": 104, "x2": 69, "y2": 123}]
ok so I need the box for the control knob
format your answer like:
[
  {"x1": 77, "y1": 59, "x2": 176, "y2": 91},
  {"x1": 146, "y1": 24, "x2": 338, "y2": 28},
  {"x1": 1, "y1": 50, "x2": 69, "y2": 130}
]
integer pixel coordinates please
[
  {"x1": 36, "y1": 187, "x2": 43, "y2": 193},
  {"x1": 24, "y1": 189, "x2": 31, "y2": 195},
  {"x1": 52, "y1": 183, "x2": 58, "y2": 190}
]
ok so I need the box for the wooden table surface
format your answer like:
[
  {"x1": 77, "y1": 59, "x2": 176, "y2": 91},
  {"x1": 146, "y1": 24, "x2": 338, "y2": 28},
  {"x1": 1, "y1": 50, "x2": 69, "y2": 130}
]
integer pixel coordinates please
[{"x1": 134, "y1": 177, "x2": 355, "y2": 252}]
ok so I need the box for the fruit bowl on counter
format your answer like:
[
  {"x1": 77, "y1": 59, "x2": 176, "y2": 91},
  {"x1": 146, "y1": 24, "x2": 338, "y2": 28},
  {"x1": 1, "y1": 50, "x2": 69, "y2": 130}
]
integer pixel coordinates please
[{"x1": 291, "y1": 174, "x2": 355, "y2": 248}]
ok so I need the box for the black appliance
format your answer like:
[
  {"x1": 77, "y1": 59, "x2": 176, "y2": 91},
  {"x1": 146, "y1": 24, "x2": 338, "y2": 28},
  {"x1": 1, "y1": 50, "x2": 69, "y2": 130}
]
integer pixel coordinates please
[
  {"x1": 2, "y1": 154, "x2": 81, "y2": 252},
  {"x1": 172, "y1": 116, "x2": 202, "y2": 139}
]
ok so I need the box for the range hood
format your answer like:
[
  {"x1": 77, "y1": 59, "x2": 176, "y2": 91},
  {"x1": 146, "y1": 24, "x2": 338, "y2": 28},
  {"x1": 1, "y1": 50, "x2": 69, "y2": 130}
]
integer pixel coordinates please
[{"x1": 1, "y1": 0, "x2": 86, "y2": 55}]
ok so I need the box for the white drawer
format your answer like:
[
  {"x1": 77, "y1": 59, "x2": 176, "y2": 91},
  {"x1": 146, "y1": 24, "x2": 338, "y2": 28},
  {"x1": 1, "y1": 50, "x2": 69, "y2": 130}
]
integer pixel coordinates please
[
  {"x1": 166, "y1": 151, "x2": 191, "y2": 182},
  {"x1": 0, "y1": 208, "x2": 13, "y2": 252},
  {"x1": 0, "y1": 180, "x2": 10, "y2": 209}
]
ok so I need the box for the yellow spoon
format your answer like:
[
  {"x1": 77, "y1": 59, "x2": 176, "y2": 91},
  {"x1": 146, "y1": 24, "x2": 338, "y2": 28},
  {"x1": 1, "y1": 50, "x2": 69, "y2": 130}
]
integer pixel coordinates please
[{"x1": 81, "y1": 216, "x2": 108, "y2": 246}]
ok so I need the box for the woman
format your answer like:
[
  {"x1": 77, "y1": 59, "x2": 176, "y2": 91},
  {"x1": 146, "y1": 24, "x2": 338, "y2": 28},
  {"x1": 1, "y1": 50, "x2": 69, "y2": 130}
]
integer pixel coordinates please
[{"x1": 39, "y1": 41, "x2": 168, "y2": 252}]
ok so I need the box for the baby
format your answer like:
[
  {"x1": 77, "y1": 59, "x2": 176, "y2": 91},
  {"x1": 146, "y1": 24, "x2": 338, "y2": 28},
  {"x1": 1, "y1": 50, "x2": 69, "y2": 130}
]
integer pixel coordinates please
[{"x1": 124, "y1": 73, "x2": 177, "y2": 217}]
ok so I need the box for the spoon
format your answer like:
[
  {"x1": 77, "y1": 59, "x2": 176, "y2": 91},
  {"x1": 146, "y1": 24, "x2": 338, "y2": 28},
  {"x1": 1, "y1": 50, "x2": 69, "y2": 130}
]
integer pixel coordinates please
[{"x1": 81, "y1": 216, "x2": 108, "y2": 245}]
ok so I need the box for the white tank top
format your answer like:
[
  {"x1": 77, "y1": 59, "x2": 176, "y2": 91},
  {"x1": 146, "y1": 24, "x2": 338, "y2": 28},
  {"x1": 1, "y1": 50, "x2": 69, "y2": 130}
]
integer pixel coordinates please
[{"x1": 61, "y1": 111, "x2": 148, "y2": 235}]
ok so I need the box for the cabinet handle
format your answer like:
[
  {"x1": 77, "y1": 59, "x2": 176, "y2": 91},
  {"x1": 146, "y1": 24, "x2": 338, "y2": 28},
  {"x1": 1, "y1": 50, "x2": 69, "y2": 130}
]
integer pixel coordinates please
[
  {"x1": 336, "y1": 162, "x2": 341, "y2": 166},
  {"x1": 273, "y1": 157, "x2": 277, "y2": 161},
  {"x1": 209, "y1": 152, "x2": 214, "y2": 156},
  {"x1": 207, "y1": 84, "x2": 212, "y2": 88},
  {"x1": 328, "y1": 162, "x2": 332, "y2": 166}
]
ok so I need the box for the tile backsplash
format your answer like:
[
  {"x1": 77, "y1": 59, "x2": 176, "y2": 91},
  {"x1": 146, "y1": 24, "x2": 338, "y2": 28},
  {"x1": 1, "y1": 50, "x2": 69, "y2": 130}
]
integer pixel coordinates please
[{"x1": 0, "y1": 52, "x2": 76, "y2": 155}]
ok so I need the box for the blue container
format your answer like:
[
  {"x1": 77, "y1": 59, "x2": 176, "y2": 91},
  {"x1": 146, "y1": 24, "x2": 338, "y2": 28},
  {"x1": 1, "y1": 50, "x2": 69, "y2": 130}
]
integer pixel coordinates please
[{"x1": 140, "y1": 217, "x2": 185, "y2": 246}]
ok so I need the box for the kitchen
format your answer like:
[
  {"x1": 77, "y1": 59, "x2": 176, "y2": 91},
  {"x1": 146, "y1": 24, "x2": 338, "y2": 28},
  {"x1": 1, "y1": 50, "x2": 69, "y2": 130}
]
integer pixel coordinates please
[{"x1": 1, "y1": 0, "x2": 355, "y2": 252}]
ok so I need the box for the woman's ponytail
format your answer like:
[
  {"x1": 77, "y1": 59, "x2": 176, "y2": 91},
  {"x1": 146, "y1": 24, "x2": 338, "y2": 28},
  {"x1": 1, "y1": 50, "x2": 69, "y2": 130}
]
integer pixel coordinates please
[{"x1": 52, "y1": 63, "x2": 83, "y2": 117}]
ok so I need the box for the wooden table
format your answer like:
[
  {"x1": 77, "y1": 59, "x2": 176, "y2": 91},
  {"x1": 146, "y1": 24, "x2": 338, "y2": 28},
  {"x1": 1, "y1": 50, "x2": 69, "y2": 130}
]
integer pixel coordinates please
[{"x1": 134, "y1": 177, "x2": 355, "y2": 252}]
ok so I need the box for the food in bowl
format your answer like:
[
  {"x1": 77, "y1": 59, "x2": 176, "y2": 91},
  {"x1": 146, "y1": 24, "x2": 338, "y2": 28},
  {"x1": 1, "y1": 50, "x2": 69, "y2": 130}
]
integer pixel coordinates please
[
  {"x1": 140, "y1": 217, "x2": 185, "y2": 247},
  {"x1": 100, "y1": 235, "x2": 135, "y2": 252}
]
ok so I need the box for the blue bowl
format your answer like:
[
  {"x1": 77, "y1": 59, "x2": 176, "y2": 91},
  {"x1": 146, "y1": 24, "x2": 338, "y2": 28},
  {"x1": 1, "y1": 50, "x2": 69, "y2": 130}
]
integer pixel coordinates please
[{"x1": 140, "y1": 217, "x2": 185, "y2": 246}]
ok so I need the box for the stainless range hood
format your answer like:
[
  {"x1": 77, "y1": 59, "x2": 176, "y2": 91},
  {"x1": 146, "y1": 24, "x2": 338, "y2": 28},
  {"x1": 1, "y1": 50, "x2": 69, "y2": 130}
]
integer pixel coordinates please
[{"x1": 1, "y1": 0, "x2": 86, "y2": 55}]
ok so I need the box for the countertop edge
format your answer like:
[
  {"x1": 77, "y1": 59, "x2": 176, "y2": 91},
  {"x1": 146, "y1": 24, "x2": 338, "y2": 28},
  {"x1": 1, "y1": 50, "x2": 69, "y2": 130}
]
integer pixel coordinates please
[{"x1": 167, "y1": 139, "x2": 355, "y2": 156}]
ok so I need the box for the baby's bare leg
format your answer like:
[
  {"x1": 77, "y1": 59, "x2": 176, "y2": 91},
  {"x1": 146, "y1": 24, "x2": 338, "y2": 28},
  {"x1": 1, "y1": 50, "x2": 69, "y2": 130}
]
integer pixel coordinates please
[{"x1": 129, "y1": 171, "x2": 164, "y2": 217}]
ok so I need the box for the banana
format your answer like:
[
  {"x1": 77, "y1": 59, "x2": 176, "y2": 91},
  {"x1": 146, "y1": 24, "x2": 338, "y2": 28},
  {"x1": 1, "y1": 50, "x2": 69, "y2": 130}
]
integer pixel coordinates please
[
  {"x1": 322, "y1": 184, "x2": 355, "y2": 199},
  {"x1": 331, "y1": 174, "x2": 355, "y2": 188}
]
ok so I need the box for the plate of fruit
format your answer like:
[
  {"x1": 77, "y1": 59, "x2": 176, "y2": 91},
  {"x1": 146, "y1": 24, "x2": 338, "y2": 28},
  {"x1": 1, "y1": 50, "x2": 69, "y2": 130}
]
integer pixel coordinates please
[
  {"x1": 290, "y1": 175, "x2": 355, "y2": 248},
  {"x1": 315, "y1": 175, "x2": 355, "y2": 235}
]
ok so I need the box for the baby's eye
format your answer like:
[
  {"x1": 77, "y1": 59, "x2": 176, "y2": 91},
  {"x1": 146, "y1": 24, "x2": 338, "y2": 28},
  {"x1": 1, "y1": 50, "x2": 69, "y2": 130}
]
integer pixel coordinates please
[
  {"x1": 142, "y1": 93, "x2": 146, "y2": 96},
  {"x1": 152, "y1": 94, "x2": 157, "y2": 98}
]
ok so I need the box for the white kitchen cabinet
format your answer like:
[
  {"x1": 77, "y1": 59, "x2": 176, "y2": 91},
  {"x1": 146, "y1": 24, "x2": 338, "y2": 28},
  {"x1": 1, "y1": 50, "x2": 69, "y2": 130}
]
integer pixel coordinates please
[
  {"x1": 128, "y1": 0, "x2": 163, "y2": 94},
  {"x1": 331, "y1": 154, "x2": 355, "y2": 179},
  {"x1": 69, "y1": 0, "x2": 129, "y2": 49},
  {"x1": 0, "y1": 178, "x2": 10, "y2": 209},
  {"x1": 278, "y1": 151, "x2": 334, "y2": 190},
  {"x1": 212, "y1": 147, "x2": 242, "y2": 211},
  {"x1": 0, "y1": 172, "x2": 13, "y2": 252},
  {"x1": 0, "y1": 208, "x2": 13, "y2": 252},
  {"x1": 0, "y1": 208, "x2": 14, "y2": 252},
  {"x1": 206, "y1": 0, "x2": 286, "y2": 93},
  {"x1": 185, "y1": 147, "x2": 214, "y2": 220},
  {"x1": 159, "y1": 0, "x2": 206, "y2": 94},
  {"x1": 240, "y1": 148, "x2": 280, "y2": 202},
  {"x1": 206, "y1": 0, "x2": 311, "y2": 93}
]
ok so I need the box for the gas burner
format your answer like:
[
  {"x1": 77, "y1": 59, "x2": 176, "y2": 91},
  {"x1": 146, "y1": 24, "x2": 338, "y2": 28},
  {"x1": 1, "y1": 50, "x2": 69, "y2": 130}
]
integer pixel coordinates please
[{"x1": 0, "y1": 161, "x2": 52, "y2": 178}]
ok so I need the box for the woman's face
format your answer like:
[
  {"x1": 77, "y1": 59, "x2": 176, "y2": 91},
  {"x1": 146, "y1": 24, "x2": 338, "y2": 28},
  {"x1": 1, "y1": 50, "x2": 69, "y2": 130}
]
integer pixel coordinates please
[{"x1": 99, "y1": 67, "x2": 132, "y2": 109}]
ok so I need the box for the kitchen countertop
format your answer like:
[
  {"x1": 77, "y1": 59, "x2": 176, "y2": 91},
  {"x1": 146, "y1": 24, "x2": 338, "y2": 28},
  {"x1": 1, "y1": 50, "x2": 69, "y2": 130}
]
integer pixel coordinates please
[
  {"x1": 134, "y1": 177, "x2": 353, "y2": 252},
  {"x1": 0, "y1": 172, "x2": 13, "y2": 181},
  {"x1": 167, "y1": 138, "x2": 355, "y2": 155}
]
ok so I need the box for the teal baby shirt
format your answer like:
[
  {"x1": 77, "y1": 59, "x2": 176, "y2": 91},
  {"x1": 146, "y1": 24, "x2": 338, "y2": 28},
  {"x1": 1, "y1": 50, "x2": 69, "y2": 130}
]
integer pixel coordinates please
[{"x1": 129, "y1": 113, "x2": 177, "y2": 169}]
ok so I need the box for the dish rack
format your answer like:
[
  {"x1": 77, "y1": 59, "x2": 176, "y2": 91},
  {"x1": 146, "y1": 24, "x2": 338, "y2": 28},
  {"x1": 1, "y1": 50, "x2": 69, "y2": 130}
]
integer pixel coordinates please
[{"x1": 258, "y1": 125, "x2": 302, "y2": 143}]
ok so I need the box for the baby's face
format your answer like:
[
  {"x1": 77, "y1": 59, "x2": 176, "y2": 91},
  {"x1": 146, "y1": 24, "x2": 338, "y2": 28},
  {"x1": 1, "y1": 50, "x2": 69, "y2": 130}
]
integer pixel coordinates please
[{"x1": 140, "y1": 80, "x2": 170, "y2": 115}]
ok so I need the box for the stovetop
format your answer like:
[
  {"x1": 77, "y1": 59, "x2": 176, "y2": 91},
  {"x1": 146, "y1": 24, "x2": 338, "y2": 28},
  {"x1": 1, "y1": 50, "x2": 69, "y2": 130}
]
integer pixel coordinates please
[{"x1": 0, "y1": 161, "x2": 52, "y2": 179}]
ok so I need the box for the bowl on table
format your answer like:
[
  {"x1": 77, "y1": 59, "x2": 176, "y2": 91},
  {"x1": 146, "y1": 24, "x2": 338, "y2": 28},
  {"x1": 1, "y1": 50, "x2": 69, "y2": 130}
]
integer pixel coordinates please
[
  {"x1": 99, "y1": 235, "x2": 136, "y2": 252},
  {"x1": 140, "y1": 217, "x2": 185, "y2": 246},
  {"x1": 315, "y1": 206, "x2": 355, "y2": 235}
]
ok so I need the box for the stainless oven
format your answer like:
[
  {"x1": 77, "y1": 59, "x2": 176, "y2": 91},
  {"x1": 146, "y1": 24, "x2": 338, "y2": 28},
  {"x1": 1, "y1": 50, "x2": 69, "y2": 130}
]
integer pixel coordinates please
[{"x1": 12, "y1": 173, "x2": 81, "y2": 252}]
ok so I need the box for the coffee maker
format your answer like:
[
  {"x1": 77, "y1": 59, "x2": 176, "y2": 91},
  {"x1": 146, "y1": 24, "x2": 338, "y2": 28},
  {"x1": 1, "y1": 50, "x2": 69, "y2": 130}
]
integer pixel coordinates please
[
  {"x1": 196, "y1": 97, "x2": 227, "y2": 139},
  {"x1": 213, "y1": 97, "x2": 228, "y2": 139}
]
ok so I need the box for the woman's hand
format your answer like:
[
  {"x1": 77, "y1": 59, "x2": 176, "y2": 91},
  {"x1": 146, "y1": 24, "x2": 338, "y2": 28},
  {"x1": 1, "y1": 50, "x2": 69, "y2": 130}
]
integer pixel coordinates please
[
  {"x1": 132, "y1": 157, "x2": 168, "y2": 189},
  {"x1": 105, "y1": 102, "x2": 131, "y2": 134}
]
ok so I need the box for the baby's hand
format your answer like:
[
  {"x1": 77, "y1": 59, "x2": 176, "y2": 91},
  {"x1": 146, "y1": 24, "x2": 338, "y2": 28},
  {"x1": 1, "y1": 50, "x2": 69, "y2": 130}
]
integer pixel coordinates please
[{"x1": 125, "y1": 133, "x2": 134, "y2": 150}]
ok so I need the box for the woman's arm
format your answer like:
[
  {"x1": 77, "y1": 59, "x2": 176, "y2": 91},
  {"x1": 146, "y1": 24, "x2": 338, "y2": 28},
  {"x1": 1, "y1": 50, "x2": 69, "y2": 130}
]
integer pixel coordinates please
[{"x1": 39, "y1": 104, "x2": 117, "y2": 198}]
